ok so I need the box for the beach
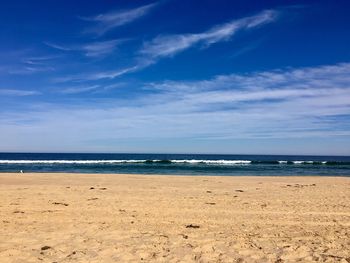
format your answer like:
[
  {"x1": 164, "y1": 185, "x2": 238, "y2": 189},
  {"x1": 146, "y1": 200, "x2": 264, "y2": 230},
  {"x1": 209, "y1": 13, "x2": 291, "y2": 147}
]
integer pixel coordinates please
[{"x1": 0, "y1": 173, "x2": 349, "y2": 262}]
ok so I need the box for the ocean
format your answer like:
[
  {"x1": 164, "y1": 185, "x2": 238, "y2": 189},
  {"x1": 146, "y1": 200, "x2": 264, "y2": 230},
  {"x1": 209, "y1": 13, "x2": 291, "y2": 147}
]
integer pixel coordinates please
[{"x1": 0, "y1": 153, "x2": 349, "y2": 176}]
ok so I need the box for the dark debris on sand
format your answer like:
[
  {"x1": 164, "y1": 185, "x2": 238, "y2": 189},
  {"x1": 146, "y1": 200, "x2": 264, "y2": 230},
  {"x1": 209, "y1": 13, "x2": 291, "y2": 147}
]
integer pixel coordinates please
[
  {"x1": 52, "y1": 202, "x2": 69, "y2": 206},
  {"x1": 41, "y1": 246, "x2": 51, "y2": 251},
  {"x1": 186, "y1": 224, "x2": 200, "y2": 229}
]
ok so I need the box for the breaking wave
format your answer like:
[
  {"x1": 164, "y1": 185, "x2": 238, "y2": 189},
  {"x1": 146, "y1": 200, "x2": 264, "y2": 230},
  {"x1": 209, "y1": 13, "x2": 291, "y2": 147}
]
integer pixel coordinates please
[{"x1": 0, "y1": 160, "x2": 349, "y2": 165}]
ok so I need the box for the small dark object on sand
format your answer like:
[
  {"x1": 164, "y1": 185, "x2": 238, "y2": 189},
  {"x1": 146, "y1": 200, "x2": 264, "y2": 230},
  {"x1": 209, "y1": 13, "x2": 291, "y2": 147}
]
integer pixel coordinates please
[
  {"x1": 186, "y1": 224, "x2": 200, "y2": 229},
  {"x1": 205, "y1": 202, "x2": 216, "y2": 205},
  {"x1": 235, "y1": 190, "x2": 244, "y2": 192},
  {"x1": 206, "y1": 190, "x2": 212, "y2": 193},
  {"x1": 67, "y1": 251, "x2": 76, "y2": 257},
  {"x1": 89, "y1": 187, "x2": 95, "y2": 190},
  {"x1": 100, "y1": 187, "x2": 107, "y2": 190},
  {"x1": 52, "y1": 202, "x2": 69, "y2": 206},
  {"x1": 41, "y1": 246, "x2": 51, "y2": 251}
]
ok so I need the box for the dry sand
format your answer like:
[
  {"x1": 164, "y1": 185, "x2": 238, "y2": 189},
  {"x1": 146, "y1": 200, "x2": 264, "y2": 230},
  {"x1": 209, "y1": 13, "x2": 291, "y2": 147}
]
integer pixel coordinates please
[{"x1": 0, "y1": 173, "x2": 349, "y2": 262}]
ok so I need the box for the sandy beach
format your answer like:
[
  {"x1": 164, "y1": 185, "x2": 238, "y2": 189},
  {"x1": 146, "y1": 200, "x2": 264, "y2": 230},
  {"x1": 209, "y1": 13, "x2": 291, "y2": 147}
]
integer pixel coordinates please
[{"x1": 0, "y1": 173, "x2": 349, "y2": 262}]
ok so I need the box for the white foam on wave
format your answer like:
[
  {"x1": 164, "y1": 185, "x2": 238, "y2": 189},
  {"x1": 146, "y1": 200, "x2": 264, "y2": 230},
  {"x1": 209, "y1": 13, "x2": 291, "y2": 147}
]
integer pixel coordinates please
[
  {"x1": 0, "y1": 160, "x2": 147, "y2": 164},
  {"x1": 293, "y1": 161, "x2": 314, "y2": 164},
  {"x1": 2, "y1": 160, "x2": 334, "y2": 165},
  {"x1": 0, "y1": 159, "x2": 252, "y2": 165},
  {"x1": 172, "y1": 160, "x2": 251, "y2": 165}
]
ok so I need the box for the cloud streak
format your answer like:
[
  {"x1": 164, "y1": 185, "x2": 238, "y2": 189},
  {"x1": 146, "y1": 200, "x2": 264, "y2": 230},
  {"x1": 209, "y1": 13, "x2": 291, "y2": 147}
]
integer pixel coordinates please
[
  {"x1": 5, "y1": 66, "x2": 55, "y2": 75},
  {"x1": 0, "y1": 50, "x2": 57, "y2": 76},
  {"x1": 82, "y1": 39, "x2": 123, "y2": 57},
  {"x1": 60, "y1": 9, "x2": 278, "y2": 82},
  {"x1": 44, "y1": 42, "x2": 72, "y2": 51},
  {"x1": 45, "y1": 39, "x2": 123, "y2": 58},
  {"x1": 57, "y1": 83, "x2": 123, "y2": 94},
  {"x1": 0, "y1": 89, "x2": 41, "y2": 96},
  {"x1": 140, "y1": 10, "x2": 277, "y2": 59},
  {"x1": 2, "y1": 62, "x2": 350, "y2": 154},
  {"x1": 81, "y1": 3, "x2": 156, "y2": 36},
  {"x1": 59, "y1": 85, "x2": 100, "y2": 94}
]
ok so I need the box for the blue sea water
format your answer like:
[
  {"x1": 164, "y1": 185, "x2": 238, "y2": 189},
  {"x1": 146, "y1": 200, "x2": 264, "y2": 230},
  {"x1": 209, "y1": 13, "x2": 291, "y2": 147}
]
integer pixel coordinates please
[{"x1": 0, "y1": 153, "x2": 349, "y2": 176}]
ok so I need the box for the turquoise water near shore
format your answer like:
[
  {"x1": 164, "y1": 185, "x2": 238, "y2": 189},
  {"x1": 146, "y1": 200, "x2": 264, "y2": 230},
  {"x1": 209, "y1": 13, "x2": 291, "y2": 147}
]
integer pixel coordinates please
[{"x1": 0, "y1": 153, "x2": 349, "y2": 176}]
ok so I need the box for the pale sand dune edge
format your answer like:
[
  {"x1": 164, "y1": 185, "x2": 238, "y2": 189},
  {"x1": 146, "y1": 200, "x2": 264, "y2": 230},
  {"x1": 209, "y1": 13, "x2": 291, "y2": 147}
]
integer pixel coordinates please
[{"x1": 0, "y1": 173, "x2": 349, "y2": 262}]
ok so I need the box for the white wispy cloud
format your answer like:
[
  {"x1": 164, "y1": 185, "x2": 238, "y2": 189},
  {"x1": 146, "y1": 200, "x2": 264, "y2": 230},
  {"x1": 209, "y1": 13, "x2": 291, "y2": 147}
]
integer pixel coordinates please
[
  {"x1": 56, "y1": 83, "x2": 124, "y2": 94},
  {"x1": 82, "y1": 39, "x2": 123, "y2": 57},
  {"x1": 81, "y1": 3, "x2": 156, "y2": 36},
  {"x1": 0, "y1": 89, "x2": 41, "y2": 96},
  {"x1": 2, "y1": 63, "x2": 350, "y2": 154},
  {"x1": 23, "y1": 55, "x2": 60, "y2": 65},
  {"x1": 6, "y1": 66, "x2": 55, "y2": 75},
  {"x1": 59, "y1": 85, "x2": 100, "y2": 94},
  {"x1": 53, "y1": 65, "x2": 142, "y2": 83},
  {"x1": 87, "y1": 65, "x2": 140, "y2": 79},
  {"x1": 58, "y1": 9, "x2": 278, "y2": 82},
  {"x1": 45, "y1": 39, "x2": 123, "y2": 58},
  {"x1": 140, "y1": 10, "x2": 277, "y2": 59},
  {"x1": 44, "y1": 42, "x2": 72, "y2": 51},
  {"x1": 0, "y1": 50, "x2": 57, "y2": 75}
]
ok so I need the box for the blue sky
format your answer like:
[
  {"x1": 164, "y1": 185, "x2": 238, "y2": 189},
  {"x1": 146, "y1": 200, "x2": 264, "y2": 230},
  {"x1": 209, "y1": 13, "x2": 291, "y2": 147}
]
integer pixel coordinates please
[{"x1": 1, "y1": 0, "x2": 350, "y2": 155}]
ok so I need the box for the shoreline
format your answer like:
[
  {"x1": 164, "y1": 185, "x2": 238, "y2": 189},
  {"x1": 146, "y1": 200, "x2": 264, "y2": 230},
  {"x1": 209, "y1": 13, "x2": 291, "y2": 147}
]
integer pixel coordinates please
[
  {"x1": 1, "y1": 172, "x2": 349, "y2": 262},
  {"x1": 1, "y1": 171, "x2": 350, "y2": 178}
]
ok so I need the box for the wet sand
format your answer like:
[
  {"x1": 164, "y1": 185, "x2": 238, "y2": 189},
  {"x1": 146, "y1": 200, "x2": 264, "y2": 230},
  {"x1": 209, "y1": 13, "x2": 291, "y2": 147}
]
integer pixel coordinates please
[{"x1": 0, "y1": 173, "x2": 349, "y2": 262}]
